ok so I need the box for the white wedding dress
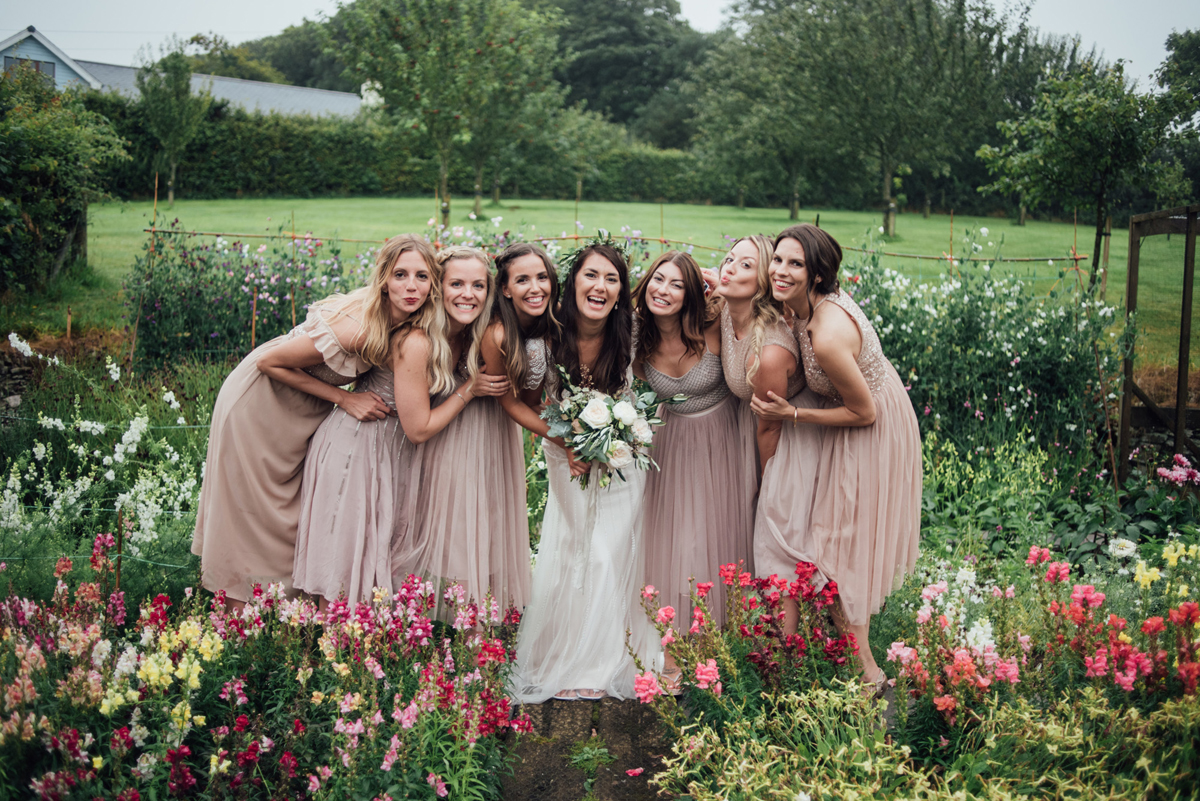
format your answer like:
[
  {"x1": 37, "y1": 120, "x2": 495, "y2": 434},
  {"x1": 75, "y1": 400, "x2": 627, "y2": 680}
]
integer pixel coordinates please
[{"x1": 510, "y1": 380, "x2": 663, "y2": 703}]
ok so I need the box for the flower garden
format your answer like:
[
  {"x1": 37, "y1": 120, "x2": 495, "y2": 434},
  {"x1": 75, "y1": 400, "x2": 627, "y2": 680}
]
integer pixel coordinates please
[{"x1": 1, "y1": 220, "x2": 1197, "y2": 799}]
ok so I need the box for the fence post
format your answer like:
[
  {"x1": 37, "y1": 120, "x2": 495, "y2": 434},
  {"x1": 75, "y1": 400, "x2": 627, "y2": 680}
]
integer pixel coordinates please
[
  {"x1": 1176, "y1": 210, "x2": 1197, "y2": 456},
  {"x1": 1100, "y1": 215, "x2": 1112, "y2": 301}
]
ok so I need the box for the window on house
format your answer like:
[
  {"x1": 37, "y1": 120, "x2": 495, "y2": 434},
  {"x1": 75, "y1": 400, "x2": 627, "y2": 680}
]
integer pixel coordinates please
[{"x1": 3, "y1": 56, "x2": 56, "y2": 80}]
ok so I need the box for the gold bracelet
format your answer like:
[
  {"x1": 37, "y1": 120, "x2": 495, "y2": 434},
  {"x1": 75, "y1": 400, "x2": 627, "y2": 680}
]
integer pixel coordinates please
[{"x1": 792, "y1": 406, "x2": 798, "y2": 426}]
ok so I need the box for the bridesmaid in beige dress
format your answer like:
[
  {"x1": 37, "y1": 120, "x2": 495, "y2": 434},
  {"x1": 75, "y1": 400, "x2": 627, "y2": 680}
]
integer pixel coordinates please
[
  {"x1": 752, "y1": 223, "x2": 922, "y2": 690},
  {"x1": 193, "y1": 234, "x2": 430, "y2": 606},
  {"x1": 716, "y1": 235, "x2": 824, "y2": 636},
  {"x1": 633, "y1": 251, "x2": 751, "y2": 633},
  {"x1": 392, "y1": 246, "x2": 522, "y2": 616}
]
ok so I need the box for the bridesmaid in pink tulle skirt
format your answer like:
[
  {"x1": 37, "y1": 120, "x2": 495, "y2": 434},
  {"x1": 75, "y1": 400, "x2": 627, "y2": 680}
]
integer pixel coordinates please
[{"x1": 752, "y1": 224, "x2": 922, "y2": 690}]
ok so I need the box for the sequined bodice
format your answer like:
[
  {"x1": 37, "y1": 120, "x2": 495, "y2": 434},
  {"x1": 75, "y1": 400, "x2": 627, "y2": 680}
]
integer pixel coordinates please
[
  {"x1": 719, "y1": 305, "x2": 805, "y2": 401},
  {"x1": 353, "y1": 368, "x2": 397, "y2": 410},
  {"x1": 524, "y1": 336, "x2": 549, "y2": 391},
  {"x1": 795, "y1": 291, "x2": 891, "y2": 404},
  {"x1": 644, "y1": 352, "x2": 728, "y2": 414}
]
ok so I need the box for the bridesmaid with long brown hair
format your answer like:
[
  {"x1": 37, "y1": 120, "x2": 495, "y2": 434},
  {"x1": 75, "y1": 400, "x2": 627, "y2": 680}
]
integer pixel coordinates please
[
  {"x1": 752, "y1": 224, "x2": 921, "y2": 691},
  {"x1": 633, "y1": 250, "x2": 752, "y2": 633}
]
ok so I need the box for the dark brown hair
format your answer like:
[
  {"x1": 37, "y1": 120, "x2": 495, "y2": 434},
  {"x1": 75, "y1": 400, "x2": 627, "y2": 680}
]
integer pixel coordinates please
[
  {"x1": 492, "y1": 242, "x2": 562, "y2": 387},
  {"x1": 774, "y1": 223, "x2": 843, "y2": 296},
  {"x1": 554, "y1": 243, "x2": 633, "y2": 395},
  {"x1": 632, "y1": 250, "x2": 711, "y2": 366}
]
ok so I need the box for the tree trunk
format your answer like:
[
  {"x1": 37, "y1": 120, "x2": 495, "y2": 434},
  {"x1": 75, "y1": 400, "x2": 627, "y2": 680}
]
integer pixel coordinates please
[
  {"x1": 492, "y1": 173, "x2": 501, "y2": 206},
  {"x1": 168, "y1": 160, "x2": 177, "y2": 208},
  {"x1": 473, "y1": 163, "x2": 484, "y2": 218},
  {"x1": 1018, "y1": 204, "x2": 1027, "y2": 226},
  {"x1": 737, "y1": 186, "x2": 745, "y2": 210},
  {"x1": 880, "y1": 157, "x2": 895, "y2": 235},
  {"x1": 75, "y1": 201, "x2": 87, "y2": 262},
  {"x1": 1090, "y1": 201, "x2": 1105, "y2": 290},
  {"x1": 438, "y1": 157, "x2": 451, "y2": 229},
  {"x1": 48, "y1": 214, "x2": 81, "y2": 285},
  {"x1": 923, "y1": 196, "x2": 931, "y2": 219},
  {"x1": 789, "y1": 174, "x2": 800, "y2": 220}
]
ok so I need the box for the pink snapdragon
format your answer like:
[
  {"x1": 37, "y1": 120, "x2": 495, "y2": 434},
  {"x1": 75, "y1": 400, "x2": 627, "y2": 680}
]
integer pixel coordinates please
[
  {"x1": 921, "y1": 581, "x2": 948, "y2": 601},
  {"x1": 695, "y1": 659, "x2": 721, "y2": 693},
  {"x1": 634, "y1": 670, "x2": 662, "y2": 703},
  {"x1": 641, "y1": 585, "x2": 658, "y2": 601},
  {"x1": 1044, "y1": 562, "x2": 1070, "y2": 584},
  {"x1": 661, "y1": 628, "x2": 675, "y2": 647},
  {"x1": 656, "y1": 606, "x2": 675, "y2": 625},
  {"x1": 1026, "y1": 546, "x2": 1051, "y2": 565},
  {"x1": 427, "y1": 773, "x2": 449, "y2": 798},
  {"x1": 916, "y1": 605, "x2": 933, "y2": 624},
  {"x1": 1070, "y1": 584, "x2": 1106, "y2": 609},
  {"x1": 1084, "y1": 648, "x2": 1109, "y2": 678}
]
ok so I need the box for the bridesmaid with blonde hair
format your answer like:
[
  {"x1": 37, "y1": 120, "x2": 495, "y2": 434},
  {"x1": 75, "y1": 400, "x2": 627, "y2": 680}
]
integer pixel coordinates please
[
  {"x1": 393, "y1": 246, "x2": 528, "y2": 616},
  {"x1": 294, "y1": 243, "x2": 509, "y2": 606},
  {"x1": 752, "y1": 223, "x2": 921, "y2": 691},
  {"x1": 716, "y1": 234, "x2": 824, "y2": 633},
  {"x1": 194, "y1": 234, "x2": 427, "y2": 607}
]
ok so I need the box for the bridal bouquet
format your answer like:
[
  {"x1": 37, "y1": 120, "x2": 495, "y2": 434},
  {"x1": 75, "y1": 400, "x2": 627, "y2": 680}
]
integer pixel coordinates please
[{"x1": 541, "y1": 365, "x2": 685, "y2": 489}]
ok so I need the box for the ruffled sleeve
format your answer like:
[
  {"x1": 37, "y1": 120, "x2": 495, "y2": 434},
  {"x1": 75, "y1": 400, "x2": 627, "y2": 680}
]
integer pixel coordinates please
[{"x1": 299, "y1": 306, "x2": 367, "y2": 378}]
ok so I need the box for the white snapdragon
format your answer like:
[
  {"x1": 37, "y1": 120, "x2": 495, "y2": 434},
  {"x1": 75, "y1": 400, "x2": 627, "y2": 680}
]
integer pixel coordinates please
[
  {"x1": 966, "y1": 619, "x2": 995, "y2": 651},
  {"x1": 106, "y1": 356, "x2": 121, "y2": 382},
  {"x1": 162, "y1": 390, "x2": 180, "y2": 411},
  {"x1": 32, "y1": 443, "x2": 46, "y2": 461},
  {"x1": 39, "y1": 415, "x2": 67, "y2": 432},
  {"x1": 7, "y1": 333, "x2": 33, "y2": 358}
]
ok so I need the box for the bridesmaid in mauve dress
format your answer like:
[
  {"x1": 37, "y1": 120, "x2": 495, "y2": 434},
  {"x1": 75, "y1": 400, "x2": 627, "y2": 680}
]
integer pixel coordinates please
[
  {"x1": 633, "y1": 250, "x2": 752, "y2": 634},
  {"x1": 391, "y1": 247, "x2": 520, "y2": 617},
  {"x1": 192, "y1": 235, "x2": 425, "y2": 606},
  {"x1": 752, "y1": 223, "x2": 922, "y2": 690}
]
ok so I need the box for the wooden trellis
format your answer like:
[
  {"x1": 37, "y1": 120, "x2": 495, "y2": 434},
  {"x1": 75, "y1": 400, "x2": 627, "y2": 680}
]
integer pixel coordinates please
[{"x1": 1118, "y1": 203, "x2": 1200, "y2": 479}]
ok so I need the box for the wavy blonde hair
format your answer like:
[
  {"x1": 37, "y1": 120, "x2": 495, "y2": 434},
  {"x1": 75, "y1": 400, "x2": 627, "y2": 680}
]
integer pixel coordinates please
[
  {"x1": 312, "y1": 234, "x2": 438, "y2": 368},
  {"x1": 728, "y1": 234, "x2": 784, "y2": 386},
  {"x1": 426, "y1": 246, "x2": 496, "y2": 395}
]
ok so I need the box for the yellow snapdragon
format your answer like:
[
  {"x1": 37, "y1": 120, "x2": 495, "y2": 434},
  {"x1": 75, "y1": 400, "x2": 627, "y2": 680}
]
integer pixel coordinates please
[
  {"x1": 311, "y1": 691, "x2": 325, "y2": 705},
  {"x1": 99, "y1": 686, "x2": 126, "y2": 716},
  {"x1": 197, "y1": 632, "x2": 224, "y2": 662},
  {"x1": 176, "y1": 620, "x2": 202, "y2": 649},
  {"x1": 169, "y1": 701, "x2": 192, "y2": 729},
  {"x1": 210, "y1": 753, "x2": 231, "y2": 774},
  {"x1": 1117, "y1": 632, "x2": 1133, "y2": 644},
  {"x1": 137, "y1": 652, "x2": 174, "y2": 692},
  {"x1": 1163, "y1": 543, "x2": 1186, "y2": 568},
  {"x1": 1180, "y1": 584, "x2": 1191, "y2": 598},
  {"x1": 92, "y1": 756, "x2": 103, "y2": 769},
  {"x1": 174, "y1": 653, "x2": 203, "y2": 690},
  {"x1": 332, "y1": 662, "x2": 350, "y2": 677},
  {"x1": 1134, "y1": 561, "x2": 1162, "y2": 590}
]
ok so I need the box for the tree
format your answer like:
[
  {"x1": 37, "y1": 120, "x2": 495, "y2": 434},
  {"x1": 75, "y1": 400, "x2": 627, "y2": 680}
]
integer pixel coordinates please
[
  {"x1": 0, "y1": 65, "x2": 127, "y2": 291},
  {"x1": 749, "y1": 0, "x2": 1006, "y2": 229},
  {"x1": 552, "y1": 105, "x2": 622, "y2": 213},
  {"x1": 978, "y1": 62, "x2": 1193, "y2": 287},
  {"x1": 459, "y1": 2, "x2": 564, "y2": 216},
  {"x1": 136, "y1": 43, "x2": 212, "y2": 207},
  {"x1": 241, "y1": 18, "x2": 359, "y2": 93},
  {"x1": 1158, "y1": 29, "x2": 1200, "y2": 114},
  {"x1": 338, "y1": 0, "x2": 540, "y2": 226},
  {"x1": 186, "y1": 33, "x2": 286, "y2": 83}
]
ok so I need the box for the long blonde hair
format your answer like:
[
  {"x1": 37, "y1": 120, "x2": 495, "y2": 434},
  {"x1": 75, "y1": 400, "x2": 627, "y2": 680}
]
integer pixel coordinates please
[
  {"x1": 731, "y1": 234, "x2": 783, "y2": 386},
  {"x1": 427, "y1": 246, "x2": 496, "y2": 394},
  {"x1": 313, "y1": 234, "x2": 438, "y2": 368}
]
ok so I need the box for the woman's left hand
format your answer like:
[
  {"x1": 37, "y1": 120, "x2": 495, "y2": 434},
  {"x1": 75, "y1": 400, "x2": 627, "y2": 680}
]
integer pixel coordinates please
[{"x1": 751, "y1": 390, "x2": 796, "y2": 422}]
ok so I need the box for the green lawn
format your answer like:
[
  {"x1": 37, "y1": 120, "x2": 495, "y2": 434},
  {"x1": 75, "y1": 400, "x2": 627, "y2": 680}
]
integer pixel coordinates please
[{"x1": 6, "y1": 196, "x2": 1195, "y2": 365}]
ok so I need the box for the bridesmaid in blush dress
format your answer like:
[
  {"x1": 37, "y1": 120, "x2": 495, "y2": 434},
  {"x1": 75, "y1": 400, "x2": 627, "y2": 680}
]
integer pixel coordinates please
[
  {"x1": 633, "y1": 251, "x2": 751, "y2": 633},
  {"x1": 716, "y1": 235, "x2": 825, "y2": 635},
  {"x1": 193, "y1": 235, "x2": 419, "y2": 607},
  {"x1": 752, "y1": 224, "x2": 922, "y2": 691},
  {"x1": 392, "y1": 247, "x2": 523, "y2": 617},
  {"x1": 295, "y1": 244, "x2": 510, "y2": 607}
]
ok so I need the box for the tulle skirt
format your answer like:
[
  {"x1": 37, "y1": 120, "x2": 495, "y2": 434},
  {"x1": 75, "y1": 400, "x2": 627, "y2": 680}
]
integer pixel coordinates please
[
  {"x1": 393, "y1": 398, "x2": 531, "y2": 618},
  {"x1": 754, "y1": 388, "x2": 825, "y2": 584},
  {"x1": 808, "y1": 365, "x2": 922, "y2": 625},
  {"x1": 643, "y1": 397, "x2": 755, "y2": 628},
  {"x1": 510, "y1": 444, "x2": 661, "y2": 703},
  {"x1": 293, "y1": 408, "x2": 417, "y2": 604}
]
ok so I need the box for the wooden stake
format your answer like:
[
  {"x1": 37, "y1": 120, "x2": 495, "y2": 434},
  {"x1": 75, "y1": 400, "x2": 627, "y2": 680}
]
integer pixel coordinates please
[
  {"x1": 291, "y1": 211, "x2": 298, "y2": 328},
  {"x1": 251, "y1": 290, "x2": 258, "y2": 350},
  {"x1": 1101, "y1": 215, "x2": 1112, "y2": 301},
  {"x1": 949, "y1": 210, "x2": 954, "y2": 262},
  {"x1": 66, "y1": 306, "x2": 72, "y2": 341},
  {"x1": 660, "y1": 203, "x2": 665, "y2": 253}
]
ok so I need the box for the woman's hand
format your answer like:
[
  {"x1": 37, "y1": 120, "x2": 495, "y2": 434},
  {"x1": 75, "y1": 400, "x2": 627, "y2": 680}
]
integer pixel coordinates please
[
  {"x1": 700, "y1": 267, "x2": 719, "y2": 296},
  {"x1": 751, "y1": 390, "x2": 797, "y2": 422},
  {"x1": 567, "y1": 452, "x2": 591, "y2": 478},
  {"x1": 339, "y1": 390, "x2": 393, "y2": 421},
  {"x1": 467, "y1": 372, "x2": 512, "y2": 399}
]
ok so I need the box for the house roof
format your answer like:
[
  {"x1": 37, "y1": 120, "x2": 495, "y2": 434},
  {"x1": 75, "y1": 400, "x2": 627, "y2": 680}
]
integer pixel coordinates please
[
  {"x1": 75, "y1": 59, "x2": 362, "y2": 118},
  {"x1": 0, "y1": 25, "x2": 101, "y2": 89}
]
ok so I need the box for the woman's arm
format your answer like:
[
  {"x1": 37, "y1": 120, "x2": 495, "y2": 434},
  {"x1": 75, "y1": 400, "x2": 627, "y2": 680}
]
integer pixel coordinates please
[
  {"x1": 751, "y1": 308, "x2": 876, "y2": 427},
  {"x1": 749, "y1": 344, "x2": 797, "y2": 478},
  {"x1": 255, "y1": 329, "x2": 390, "y2": 422},
  {"x1": 393, "y1": 332, "x2": 511, "y2": 444}
]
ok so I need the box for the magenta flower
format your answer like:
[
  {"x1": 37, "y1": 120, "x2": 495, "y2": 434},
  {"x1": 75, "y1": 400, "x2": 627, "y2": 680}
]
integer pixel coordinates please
[
  {"x1": 655, "y1": 606, "x2": 675, "y2": 625},
  {"x1": 634, "y1": 670, "x2": 662, "y2": 703},
  {"x1": 695, "y1": 659, "x2": 720, "y2": 690}
]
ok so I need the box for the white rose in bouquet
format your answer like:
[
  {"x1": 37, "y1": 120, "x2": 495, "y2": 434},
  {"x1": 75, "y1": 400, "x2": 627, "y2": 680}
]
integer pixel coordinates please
[
  {"x1": 609, "y1": 440, "x2": 635, "y2": 469},
  {"x1": 579, "y1": 397, "x2": 612, "y2": 428},
  {"x1": 612, "y1": 400, "x2": 637, "y2": 426},
  {"x1": 631, "y1": 417, "x2": 654, "y2": 444}
]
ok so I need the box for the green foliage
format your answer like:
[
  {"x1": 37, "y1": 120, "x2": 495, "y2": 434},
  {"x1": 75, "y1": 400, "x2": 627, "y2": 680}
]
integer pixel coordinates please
[
  {"x1": 567, "y1": 737, "x2": 615, "y2": 793},
  {"x1": 185, "y1": 32, "x2": 287, "y2": 84},
  {"x1": 1158, "y1": 28, "x2": 1200, "y2": 113},
  {"x1": 0, "y1": 66, "x2": 127, "y2": 293},
  {"x1": 978, "y1": 61, "x2": 1195, "y2": 284},
  {"x1": 241, "y1": 18, "x2": 359, "y2": 93},
  {"x1": 135, "y1": 42, "x2": 213, "y2": 205}
]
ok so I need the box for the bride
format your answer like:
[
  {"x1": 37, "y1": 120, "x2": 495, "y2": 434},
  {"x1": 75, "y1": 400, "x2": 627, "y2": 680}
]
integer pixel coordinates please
[{"x1": 504, "y1": 242, "x2": 662, "y2": 702}]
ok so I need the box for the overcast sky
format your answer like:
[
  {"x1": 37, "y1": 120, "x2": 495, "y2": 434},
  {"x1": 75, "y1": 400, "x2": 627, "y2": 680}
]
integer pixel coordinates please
[{"x1": 1, "y1": 0, "x2": 1195, "y2": 86}]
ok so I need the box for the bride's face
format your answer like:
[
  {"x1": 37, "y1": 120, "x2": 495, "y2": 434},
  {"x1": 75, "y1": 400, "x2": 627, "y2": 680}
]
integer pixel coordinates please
[{"x1": 574, "y1": 253, "x2": 621, "y2": 323}]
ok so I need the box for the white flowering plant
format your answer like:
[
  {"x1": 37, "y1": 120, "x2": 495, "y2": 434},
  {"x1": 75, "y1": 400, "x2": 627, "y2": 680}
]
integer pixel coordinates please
[{"x1": 540, "y1": 365, "x2": 684, "y2": 490}]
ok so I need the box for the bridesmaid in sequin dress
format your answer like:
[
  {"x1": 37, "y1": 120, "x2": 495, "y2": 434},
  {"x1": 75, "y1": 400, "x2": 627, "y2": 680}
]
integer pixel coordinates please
[
  {"x1": 717, "y1": 235, "x2": 824, "y2": 636},
  {"x1": 194, "y1": 235, "x2": 425, "y2": 608},
  {"x1": 752, "y1": 224, "x2": 922, "y2": 688},
  {"x1": 297, "y1": 246, "x2": 510, "y2": 606},
  {"x1": 633, "y1": 251, "x2": 751, "y2": 634}
]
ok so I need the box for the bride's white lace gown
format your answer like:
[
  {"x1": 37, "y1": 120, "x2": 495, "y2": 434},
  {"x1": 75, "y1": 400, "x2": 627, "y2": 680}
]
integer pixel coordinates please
[{"x1": 510, "y1": 366, "x2": 662, "y2": 703}]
